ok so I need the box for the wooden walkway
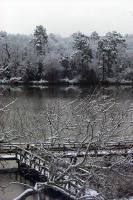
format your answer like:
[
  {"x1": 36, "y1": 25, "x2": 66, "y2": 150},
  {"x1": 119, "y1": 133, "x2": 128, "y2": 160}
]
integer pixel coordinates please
[
  {"x1": 1, "y1": 141, "x2": 133, "y2": 199},
  {"x1": 1, "y1": 141, "x2": 133, "y2": 157},
  {"x1": 0, "y1": 144, "x2": 84, "y2": 199}
]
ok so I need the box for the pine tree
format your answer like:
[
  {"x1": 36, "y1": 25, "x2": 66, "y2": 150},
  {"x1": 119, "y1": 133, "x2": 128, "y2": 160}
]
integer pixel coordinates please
[{"x1": 33, "y1": 25, "x2": 48, "y2": 56}]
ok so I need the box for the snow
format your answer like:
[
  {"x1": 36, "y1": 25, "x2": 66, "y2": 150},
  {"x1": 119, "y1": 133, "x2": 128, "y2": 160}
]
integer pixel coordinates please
[
  {"x1": 98, "y1": 66, "x2": 103, "y2": 69},
  {"x1": 79, "y1": 189, "x2": 104, "y2": 200},
  {"x1": 10, "y1": 77, "x2": 22, "y2": 82},
  {"x1": 1, "y1": 154, "x2": 16, "y2": 159},
  {"x1": 60, "y1": 76, "x2": 80, "y2": 84},
  {"x1": 31, "y1": 79, "x2": 48, "y2": 84},
  {"x1": 86, "y1": 189, "x2": 99, "y2": 197},
  {"x1": 13, "y1": 188, "x2": 33, "y2": 200}
]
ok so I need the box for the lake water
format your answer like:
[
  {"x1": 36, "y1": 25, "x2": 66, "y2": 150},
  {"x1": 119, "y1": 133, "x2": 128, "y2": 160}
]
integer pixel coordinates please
[
  {"x1": 0, "y1": 85, "x2": 133, "y2": 199},
  {"x1": 0, "y1": 172, "x2": 37, "y2": 200},
  {"x1": 0, "y1": 85, "x2": 100, "y2": 143},
  {"x1": 0, "y1": 85, "x2": 133, "y2": 143},
  {"x1": 0, "y1": 172, "x2": 64, "y2": 200}
]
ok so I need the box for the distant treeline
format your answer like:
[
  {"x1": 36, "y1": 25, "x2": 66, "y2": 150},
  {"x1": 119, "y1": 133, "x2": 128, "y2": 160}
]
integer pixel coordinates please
[{"x1": 0, "y1": 26, "x2": 133, "y2": 85}]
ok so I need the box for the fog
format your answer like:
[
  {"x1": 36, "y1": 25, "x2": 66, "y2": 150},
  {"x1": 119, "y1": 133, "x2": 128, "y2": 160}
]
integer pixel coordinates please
[{"x1": 0, "y1": 0, "x2": 133, "y2": 36}]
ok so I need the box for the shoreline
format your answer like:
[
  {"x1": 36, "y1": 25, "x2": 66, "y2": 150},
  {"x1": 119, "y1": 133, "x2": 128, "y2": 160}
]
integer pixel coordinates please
[{"x1": 0, "y1": 80, "x2": 132, "y2": 87}]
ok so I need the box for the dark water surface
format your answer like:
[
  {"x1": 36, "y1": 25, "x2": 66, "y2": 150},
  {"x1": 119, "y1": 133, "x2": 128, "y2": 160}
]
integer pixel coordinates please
[{"x1": 0, "y1": 173, "x2": 37, "y2": 200}]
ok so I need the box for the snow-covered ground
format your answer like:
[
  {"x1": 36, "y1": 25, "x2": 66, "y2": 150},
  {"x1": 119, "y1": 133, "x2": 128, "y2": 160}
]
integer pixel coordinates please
[{"x1": 83, "y1": 189, "x2": 104, "y2": 200}]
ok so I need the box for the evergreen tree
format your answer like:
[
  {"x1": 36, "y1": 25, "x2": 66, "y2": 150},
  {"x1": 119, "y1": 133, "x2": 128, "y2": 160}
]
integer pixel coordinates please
[
  {"x1": 33, "y1": 25, "x2": 48, "y2": 56},
  {"x1": 97, "y1": 31, "x2": 126, "y2": 80},
  {"x1": 72, "y1": 32, "x2": 92, "y2": 69}
]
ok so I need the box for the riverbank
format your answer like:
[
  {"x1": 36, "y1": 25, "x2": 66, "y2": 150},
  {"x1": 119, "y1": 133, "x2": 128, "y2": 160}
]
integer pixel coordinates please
[{"x1": 0, "y1": 78, "x2": 132, "y2": 86}]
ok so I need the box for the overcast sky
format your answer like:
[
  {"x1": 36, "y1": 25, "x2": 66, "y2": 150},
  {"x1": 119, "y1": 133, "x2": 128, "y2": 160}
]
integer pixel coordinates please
[{"x1": 0, "y1": 0, "x2": 133, "y2": 36}]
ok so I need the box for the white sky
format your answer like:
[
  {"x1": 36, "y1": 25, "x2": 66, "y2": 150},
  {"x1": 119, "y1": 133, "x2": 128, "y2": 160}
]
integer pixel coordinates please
[{"x1": 0, "y1": 0, "x2": 133, "y2": 36}]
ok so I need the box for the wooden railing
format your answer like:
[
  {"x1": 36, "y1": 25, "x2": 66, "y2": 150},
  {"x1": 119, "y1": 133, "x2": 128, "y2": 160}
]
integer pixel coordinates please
[{"x1": 14, "y1": 145, "x2": 83, "y2": 198}]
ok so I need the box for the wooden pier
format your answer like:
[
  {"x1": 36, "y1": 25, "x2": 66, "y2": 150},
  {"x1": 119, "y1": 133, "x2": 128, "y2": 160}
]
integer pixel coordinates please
[{"x1": 0, "y1": 143, "x2": 84, "y2": 199}]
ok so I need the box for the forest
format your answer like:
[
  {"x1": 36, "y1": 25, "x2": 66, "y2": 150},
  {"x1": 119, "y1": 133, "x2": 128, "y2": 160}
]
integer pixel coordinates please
[{"x1": 0, "y1": 25, "x2": 133, "y2": 85}]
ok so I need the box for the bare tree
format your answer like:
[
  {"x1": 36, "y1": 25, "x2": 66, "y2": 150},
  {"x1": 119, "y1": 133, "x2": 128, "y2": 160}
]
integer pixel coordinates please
[{"x1": 11, "y1": 89, "x2": 133, "y2": 200}]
